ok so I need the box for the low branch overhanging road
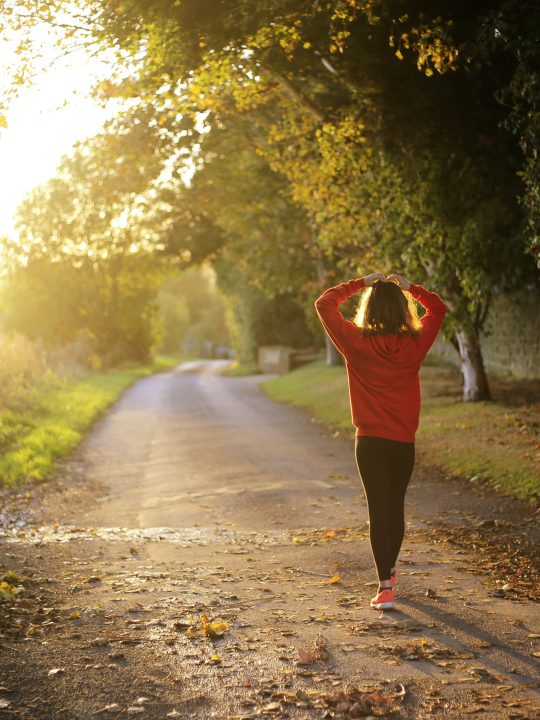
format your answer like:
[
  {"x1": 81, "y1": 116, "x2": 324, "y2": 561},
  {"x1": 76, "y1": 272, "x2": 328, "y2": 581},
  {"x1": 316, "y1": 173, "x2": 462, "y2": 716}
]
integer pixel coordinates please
[{"x1": 0, "y1": 361, "x2": 539, "y2": 720}]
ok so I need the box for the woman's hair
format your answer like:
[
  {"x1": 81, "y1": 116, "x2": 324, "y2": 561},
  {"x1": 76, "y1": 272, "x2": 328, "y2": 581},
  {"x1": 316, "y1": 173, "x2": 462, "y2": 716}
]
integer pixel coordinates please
[{"x1": 354, "y1": 280, "x2": 422, "y2": 336}]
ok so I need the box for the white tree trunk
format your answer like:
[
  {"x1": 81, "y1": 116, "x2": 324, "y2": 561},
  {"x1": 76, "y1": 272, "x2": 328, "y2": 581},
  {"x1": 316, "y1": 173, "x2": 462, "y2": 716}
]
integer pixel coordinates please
[
  {"x1": 325, "y1": 335, "x2": 344, "y2": 367},
  {"x1": 454, "y1": 327, "x2": 491, "y2": 401},
  {"x1": 314, "y1": 255, "x2": 344, "y2": 367}
]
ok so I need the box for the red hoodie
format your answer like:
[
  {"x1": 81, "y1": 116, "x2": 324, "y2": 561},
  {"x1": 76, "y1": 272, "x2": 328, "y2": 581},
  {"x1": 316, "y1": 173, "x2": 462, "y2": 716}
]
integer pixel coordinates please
[{"x1": 314, "y1": 278, "x2": 448, "y2": 443}]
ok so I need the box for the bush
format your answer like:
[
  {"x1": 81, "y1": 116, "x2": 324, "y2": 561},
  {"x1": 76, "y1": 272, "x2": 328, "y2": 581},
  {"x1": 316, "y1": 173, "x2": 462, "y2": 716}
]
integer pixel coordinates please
[
  {"x1": 0, "y1": 330, "x2": 100, "y2": 412},
  {"x1": 0, "y1": 332, "x2": 50, "y2": 410}
]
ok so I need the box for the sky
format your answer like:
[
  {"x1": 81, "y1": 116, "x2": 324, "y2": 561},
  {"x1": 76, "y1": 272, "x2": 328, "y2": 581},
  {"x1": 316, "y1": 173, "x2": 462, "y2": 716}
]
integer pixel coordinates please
[{"x1": 0, "y1": 41, "x2": 113, "y2": 238}]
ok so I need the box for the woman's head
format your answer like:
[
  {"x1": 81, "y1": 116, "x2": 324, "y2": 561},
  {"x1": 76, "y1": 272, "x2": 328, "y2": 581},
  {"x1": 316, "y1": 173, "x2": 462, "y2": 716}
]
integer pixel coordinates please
[{"x1": 354, "y1": 279, "x2": 422, "y2": 336}]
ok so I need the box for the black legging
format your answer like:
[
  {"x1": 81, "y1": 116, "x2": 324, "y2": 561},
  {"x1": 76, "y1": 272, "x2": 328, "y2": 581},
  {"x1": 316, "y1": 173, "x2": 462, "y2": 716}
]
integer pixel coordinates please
[{"x1": 355, "y1": 435, "x2": 415, "y2": 582}]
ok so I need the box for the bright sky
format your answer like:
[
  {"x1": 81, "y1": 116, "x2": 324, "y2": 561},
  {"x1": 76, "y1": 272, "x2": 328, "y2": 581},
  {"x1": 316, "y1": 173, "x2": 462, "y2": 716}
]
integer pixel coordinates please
[{"x1": 0, "y1": 43, "x2": 113, "y2": 238}]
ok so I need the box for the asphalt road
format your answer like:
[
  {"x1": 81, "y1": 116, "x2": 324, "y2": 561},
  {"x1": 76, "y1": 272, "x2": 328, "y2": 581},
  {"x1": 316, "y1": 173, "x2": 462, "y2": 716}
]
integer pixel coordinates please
[{"x1": 0, "y1": 360, "x2": 539, "y2": 719}]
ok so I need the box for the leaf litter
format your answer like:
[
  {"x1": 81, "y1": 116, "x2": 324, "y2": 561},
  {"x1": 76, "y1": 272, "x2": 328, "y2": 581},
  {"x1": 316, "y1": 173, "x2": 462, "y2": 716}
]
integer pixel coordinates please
[
  {"x1": 291, "y1": 526, "x2": 368, "y2": 545},
  {"x1": 3, "y1": 502, "x2": 539, "y2": 719},
  {"x1": 244, "y1": 678, "x2": 409, "y2": 718},
  {"x1": 409, "y1": 521, "x2": 539, "y2": 601}
]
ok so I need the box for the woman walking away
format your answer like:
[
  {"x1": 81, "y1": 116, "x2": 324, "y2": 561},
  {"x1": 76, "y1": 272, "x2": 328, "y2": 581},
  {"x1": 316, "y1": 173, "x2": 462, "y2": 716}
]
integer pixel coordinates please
[{"x1": 314, "y1": 272, "x2": 448, "y2": 610}]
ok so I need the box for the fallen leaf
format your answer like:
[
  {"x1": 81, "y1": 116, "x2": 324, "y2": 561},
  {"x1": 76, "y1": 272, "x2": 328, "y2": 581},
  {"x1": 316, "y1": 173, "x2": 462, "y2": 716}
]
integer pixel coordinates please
[
  {"x1": 462, "y1": 706, "x2": 487, "y2": 714},
  {"x1": 204, "y1": 619, "x2": 229, "y2": 638},
  {"x1": 297, "y1": 635, "x2": 329, "y2": 665},
  {"x1": 324, "y1": 574, "x2": 341, "y2": 585},
  {"x1": 93, "y1": 703, "x2": 121, "y2": 714}
]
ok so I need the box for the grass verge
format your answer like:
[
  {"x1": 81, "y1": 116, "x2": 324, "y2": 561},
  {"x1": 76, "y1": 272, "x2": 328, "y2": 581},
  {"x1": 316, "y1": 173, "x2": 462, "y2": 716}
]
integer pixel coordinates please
[
  {"x1": 223, "y1": 361, "x2": 261, "y2": 377},
  {"x1": 0, "y1": 355, "x2": 185, "y2": 487},
  {"x1": 261, "y1": 359, "x2": 540, "y2": 502}
]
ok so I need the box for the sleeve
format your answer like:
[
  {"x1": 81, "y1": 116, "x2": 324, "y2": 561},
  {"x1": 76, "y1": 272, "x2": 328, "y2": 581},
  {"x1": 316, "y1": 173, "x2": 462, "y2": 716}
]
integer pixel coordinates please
[
  {"x1": 408, "y1": 282, "x2": 448, "y2": 359},
  {"x1": 314, "y1": 277, "x2": 366, "y2": 357}
]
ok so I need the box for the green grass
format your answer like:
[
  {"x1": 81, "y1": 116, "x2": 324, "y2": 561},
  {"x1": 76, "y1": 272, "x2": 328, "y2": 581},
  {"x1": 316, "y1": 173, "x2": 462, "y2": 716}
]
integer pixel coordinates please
[
  {"x1": 261, "y1": 360, "x2": 351, "y2": 430},
  {"x1": 223, "y1": 361, "x2": 261, "y2": 377},
  {"x1": 261, "y1": 359, "x2": 540, "y2": 502},
  {"x1": 0, "y1": 355, "x2": 185, "y2": 486}
]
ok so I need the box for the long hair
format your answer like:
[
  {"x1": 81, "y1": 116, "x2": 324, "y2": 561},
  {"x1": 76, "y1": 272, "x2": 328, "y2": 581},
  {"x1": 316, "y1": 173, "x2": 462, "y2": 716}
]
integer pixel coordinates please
[{"x1": 354, "y1": 280, "x2": 422, "y2": 336}]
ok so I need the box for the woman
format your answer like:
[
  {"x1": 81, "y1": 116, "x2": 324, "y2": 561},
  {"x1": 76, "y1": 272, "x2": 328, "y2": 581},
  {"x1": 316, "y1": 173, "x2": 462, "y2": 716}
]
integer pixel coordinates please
[{"x1": 314, "y1": 272, "x2": 448, "y2": 610}]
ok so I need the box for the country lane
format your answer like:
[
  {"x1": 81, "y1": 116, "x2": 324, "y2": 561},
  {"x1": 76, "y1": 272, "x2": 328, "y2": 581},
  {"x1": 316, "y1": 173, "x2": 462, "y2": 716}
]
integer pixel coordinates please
[{"x1": 0, "y1": 360, "x2": 538, "y2": 720}]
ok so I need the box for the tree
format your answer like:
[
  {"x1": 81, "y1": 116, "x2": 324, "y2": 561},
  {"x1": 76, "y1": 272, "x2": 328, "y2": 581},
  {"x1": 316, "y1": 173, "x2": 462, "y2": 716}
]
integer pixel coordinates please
[
  {"x1": 153, "y1": 117, "x2": 321, "y2": 363},
  {"x1": 2, "y1": 119, "x2": 169, "y2": 363},
  {"x1": 2, "y1": 0, "x2": 538, "y2": 393},
  {"x1": 156, "y1": 267, "x2": 230, "y2": 355}
]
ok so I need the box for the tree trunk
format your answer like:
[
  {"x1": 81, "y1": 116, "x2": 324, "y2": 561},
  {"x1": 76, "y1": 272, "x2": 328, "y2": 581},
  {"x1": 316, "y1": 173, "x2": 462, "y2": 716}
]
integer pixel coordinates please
[
  {"x1": 314, "y1": 254, "x2": 344, "y2": 367},
  {"x1": 325, "y1": 335, "x2": 344, "y2": 367},
  {"x1": 454, "y1": 326, "x2": 491, "y2": 401}
]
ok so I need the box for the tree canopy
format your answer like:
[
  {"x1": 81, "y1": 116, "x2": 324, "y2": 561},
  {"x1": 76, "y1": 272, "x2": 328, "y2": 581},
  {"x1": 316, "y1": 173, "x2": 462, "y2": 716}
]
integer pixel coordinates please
[{"x1": 1, "y1": 0, "x2": 539, "y2": 396}]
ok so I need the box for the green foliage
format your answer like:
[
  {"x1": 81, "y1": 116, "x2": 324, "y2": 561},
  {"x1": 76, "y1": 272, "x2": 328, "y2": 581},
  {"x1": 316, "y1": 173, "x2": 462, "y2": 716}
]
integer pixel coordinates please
[
  {"x1": 0, "y1": 331, "x2": 51, "y2": 409},
  {"x1": 479, "y1": 0, "x2": 540, "y2": 267},
  {"x1": 2, "y1": 0, "x2": 539, "y2": 391},
  {"x1": 156, "y1": 266, "x2": 230, "y2": 354},
  {"x1": 1, "y1": 253, "x2": 163, "y2": 364},
  {"x1": 219, "y1": 263, "x2": 268, "y2": 366},
  {"x1": 2, "y1": 118, "x2": 172, "y2": 364},
  {"x1": 216, "y1": 253, "x2": 316, "y2": 364}
]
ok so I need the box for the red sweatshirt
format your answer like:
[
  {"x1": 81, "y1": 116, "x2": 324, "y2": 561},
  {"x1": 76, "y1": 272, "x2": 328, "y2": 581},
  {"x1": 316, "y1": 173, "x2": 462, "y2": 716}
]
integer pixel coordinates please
[{"x1": 314, "y1": 278, "x2": 448, "y2": 443}]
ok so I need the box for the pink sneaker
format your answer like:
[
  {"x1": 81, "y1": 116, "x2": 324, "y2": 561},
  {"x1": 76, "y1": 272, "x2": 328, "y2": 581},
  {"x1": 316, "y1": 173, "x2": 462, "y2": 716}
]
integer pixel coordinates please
[{"x1": 370, "y1": 587, "x2": 395, "y2": 610}]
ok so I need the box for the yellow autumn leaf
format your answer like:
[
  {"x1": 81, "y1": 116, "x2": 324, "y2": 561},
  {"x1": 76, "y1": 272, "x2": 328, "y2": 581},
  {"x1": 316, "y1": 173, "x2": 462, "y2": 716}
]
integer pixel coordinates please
[
  {"x1": 395, "y1": 49, "x2": 404, "y2": 61},
  {"x1": 324, "y1": 574, "x2": 341, "y2": 585},
  {"x1": 208, "y1": 619, "x2": 229, "y2": 636},
  {"x1": 0, "y1": 116, "x2": 8, "y2": 128},
  {"x1": 209, "y1": 653, "x2": 221, "y2": 664}
]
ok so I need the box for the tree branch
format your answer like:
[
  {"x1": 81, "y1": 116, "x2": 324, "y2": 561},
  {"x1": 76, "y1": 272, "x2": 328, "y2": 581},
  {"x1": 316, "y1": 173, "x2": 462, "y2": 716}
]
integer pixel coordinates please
[{"x1": 260, "y1": 66, "x2": 330, "y2": 124}]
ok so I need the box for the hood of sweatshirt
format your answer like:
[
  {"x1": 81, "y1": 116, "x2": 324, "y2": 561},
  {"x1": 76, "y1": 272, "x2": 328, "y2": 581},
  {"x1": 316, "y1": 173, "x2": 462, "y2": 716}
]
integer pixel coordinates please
[{"x1": 365, "y1": 333, "x2": 419, "y2": 367}]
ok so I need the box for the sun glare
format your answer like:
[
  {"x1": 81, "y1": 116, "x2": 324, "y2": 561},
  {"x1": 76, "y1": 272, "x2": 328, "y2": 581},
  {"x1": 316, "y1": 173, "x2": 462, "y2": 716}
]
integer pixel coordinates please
[{"x1": 0, "y1": 37, "x2": 113, "y2": 240}]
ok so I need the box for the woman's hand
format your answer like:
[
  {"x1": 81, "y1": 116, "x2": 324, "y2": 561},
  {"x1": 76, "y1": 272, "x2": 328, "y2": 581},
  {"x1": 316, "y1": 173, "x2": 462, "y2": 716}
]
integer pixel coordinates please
[
  {"x1": 363, "y1": 272, "x2": 386, "y2": 286},
  {"x1": 386, "y1": 273, "x2": 411, "y2": 290}
]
